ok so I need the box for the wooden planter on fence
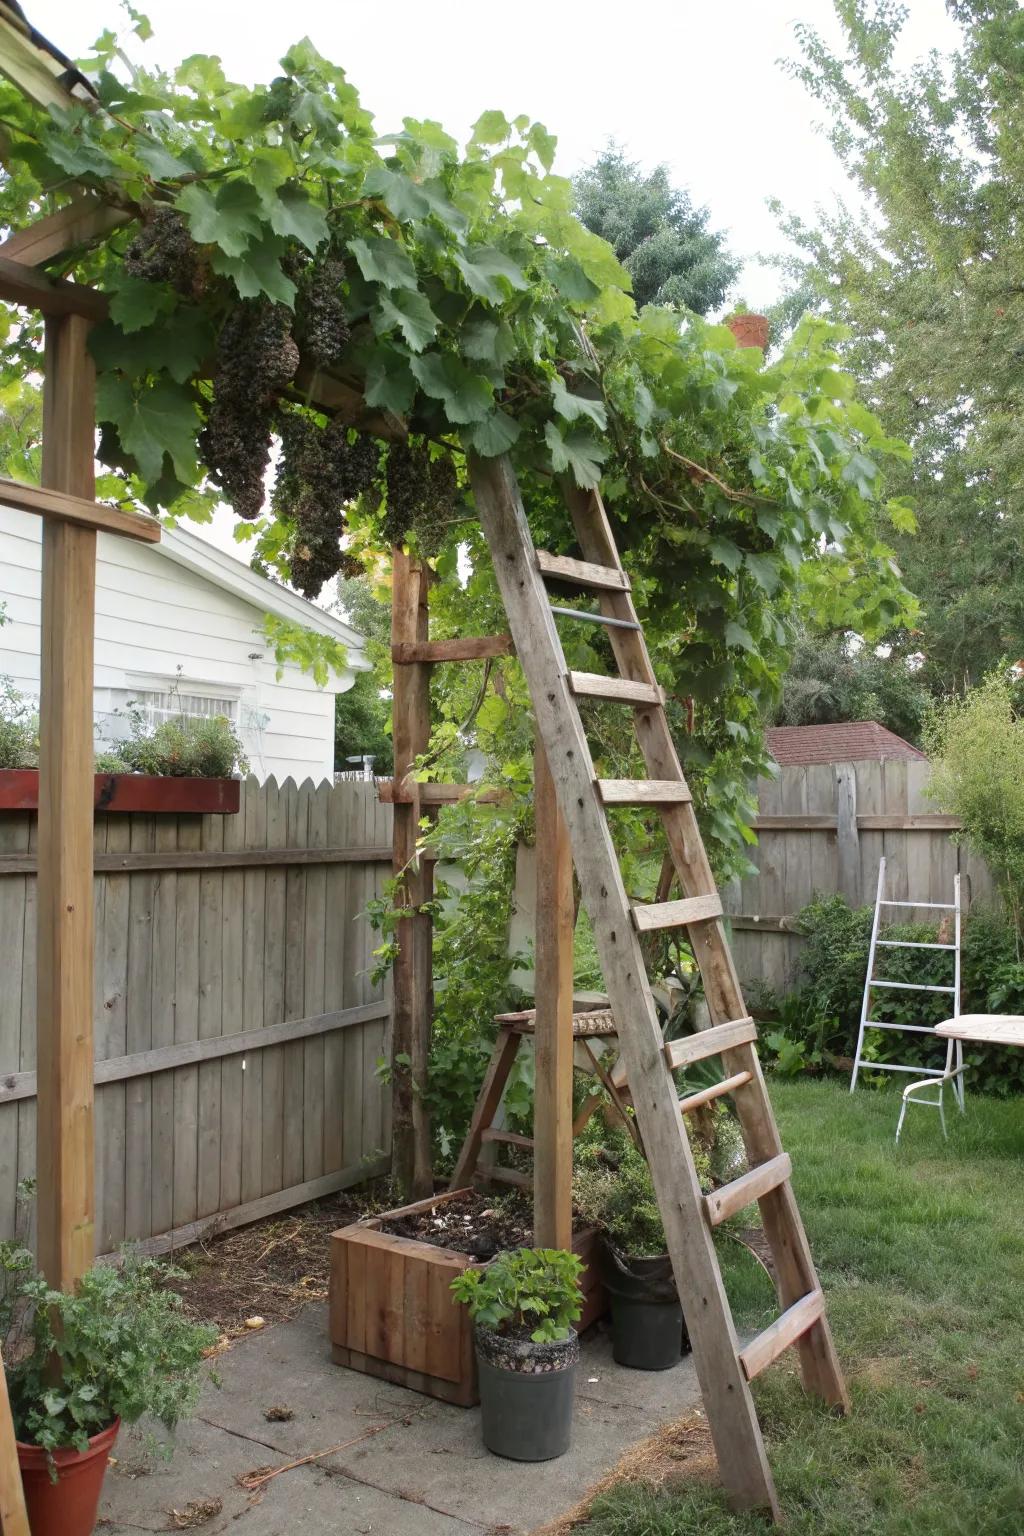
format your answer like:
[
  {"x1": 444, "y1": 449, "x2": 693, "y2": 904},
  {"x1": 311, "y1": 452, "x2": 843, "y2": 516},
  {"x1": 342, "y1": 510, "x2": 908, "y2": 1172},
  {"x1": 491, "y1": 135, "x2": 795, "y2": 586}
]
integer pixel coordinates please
[
  {"x1": 0, "y1": 768, "x2": 240, "y2": 814},
  {"x1": 329, "y1": 1189, "x2": 606, "y2": 1407}
]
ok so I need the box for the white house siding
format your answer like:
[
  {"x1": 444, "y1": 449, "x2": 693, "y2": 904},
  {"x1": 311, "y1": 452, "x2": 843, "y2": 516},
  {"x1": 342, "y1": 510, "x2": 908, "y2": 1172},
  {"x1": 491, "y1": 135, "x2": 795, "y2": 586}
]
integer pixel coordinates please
[{"x1": 0, "y1": 505, "x2": 356, "y2": 785}]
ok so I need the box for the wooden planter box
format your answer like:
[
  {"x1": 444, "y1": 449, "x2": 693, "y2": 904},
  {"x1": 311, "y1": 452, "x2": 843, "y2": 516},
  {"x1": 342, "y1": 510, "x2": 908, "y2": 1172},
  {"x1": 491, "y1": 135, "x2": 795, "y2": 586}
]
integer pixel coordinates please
[
  {"x1": 329, "y1": 1189, "x2": 607, "y2": 1407},
  {"x1": 0, "y1": 769, "x2": 240, "y2": 814}
]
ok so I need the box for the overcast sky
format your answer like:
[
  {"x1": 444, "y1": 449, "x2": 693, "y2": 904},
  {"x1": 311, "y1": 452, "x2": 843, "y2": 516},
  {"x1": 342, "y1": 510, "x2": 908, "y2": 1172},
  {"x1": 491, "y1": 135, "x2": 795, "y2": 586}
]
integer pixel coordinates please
[{"x1": 26, "y1": 0, "x2": 963, "y2": 568}]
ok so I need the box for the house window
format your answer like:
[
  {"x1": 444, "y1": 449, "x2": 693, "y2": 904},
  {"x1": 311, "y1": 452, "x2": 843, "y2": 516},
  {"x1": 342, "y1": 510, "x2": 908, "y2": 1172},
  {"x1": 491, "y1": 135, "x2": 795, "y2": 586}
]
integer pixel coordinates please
[{"x1": 125, "y1": 684, "x2": 239, "y2": 727}]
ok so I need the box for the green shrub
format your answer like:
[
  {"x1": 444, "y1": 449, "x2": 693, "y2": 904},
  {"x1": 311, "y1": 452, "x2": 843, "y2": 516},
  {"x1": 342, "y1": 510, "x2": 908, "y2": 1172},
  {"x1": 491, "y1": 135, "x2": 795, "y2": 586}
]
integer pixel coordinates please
[
  {"x1": 105, "y1": 711, "x2": 247, "y2": 778},
  {"x1": 0, "y1": 678, "x2": 38, "y2": 769},
  {"x1": 450, "y1": 1246, "x2": 583, "y2": 1343},
  {"x1": 0, "y1": 1245, "x2": 215, "y2": 1457}
]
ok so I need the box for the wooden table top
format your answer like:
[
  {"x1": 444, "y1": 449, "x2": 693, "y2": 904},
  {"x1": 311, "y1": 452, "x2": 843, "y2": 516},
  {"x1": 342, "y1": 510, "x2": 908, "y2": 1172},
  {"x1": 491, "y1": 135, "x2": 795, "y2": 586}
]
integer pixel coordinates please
[{"x1": 935, "y1": 1015, "x2": 1024, "y2": 1047}]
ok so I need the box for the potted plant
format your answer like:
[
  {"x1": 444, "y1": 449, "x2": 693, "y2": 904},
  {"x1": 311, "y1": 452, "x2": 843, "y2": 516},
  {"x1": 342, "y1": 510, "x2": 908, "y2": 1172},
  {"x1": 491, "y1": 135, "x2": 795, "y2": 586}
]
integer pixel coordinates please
[
  {"x1": 450, "y1": 1247, "x2": 582, "y2": 1462},
  {"x1": 573, "y1": 1127, "x2": 688, "y2": 1371},
  {"x1": 0, "y1": 1244, "x2": 216, "y2": 1536}
]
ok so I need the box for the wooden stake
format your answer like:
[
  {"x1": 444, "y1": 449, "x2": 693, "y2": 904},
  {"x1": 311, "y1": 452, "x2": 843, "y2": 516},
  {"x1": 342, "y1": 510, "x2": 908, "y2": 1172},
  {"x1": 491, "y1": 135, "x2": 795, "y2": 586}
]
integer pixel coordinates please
[
  {"x1": 36, "y1": 313, "x2": 97, "y2": 1290},
  {"x1": 389, "y1": 550, "x2": 433, "y2": 1199},
  {"x1": 532, "y1": 742, "x2": 574, "y2": 1249},
  {"x1": 0, "y1": 1348, "x2": 28, "y2": 1536}
]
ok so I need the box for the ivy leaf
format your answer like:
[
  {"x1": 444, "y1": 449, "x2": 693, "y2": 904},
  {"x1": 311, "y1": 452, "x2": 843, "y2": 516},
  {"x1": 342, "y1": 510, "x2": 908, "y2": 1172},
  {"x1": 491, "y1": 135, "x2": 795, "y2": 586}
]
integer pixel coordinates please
[
  {"x1": 708, "y1": 537, "x2": 743, "y2": 574},
  {"x1": 744, "y1": 552, "x2": 782, "y2": 596},
  {"x1": 210, "y1": 233, "x2": 296, "y2": 306},
  {"x1": 725, "y1": 621, "x2": 756, "y2": 652},
  {"x1": 96, "y1": 375, "x2": 199, "y2": 486},
  {"x1": 453, "y1": 246, "x2": 528, "y2": 304},
  {"x1": 410, "y1": 352, "x2": 493, "y2": 423},
  {"x1": 372, "y1": 289, "x2": 439, "y2": 353},
  {"x1": 461, "y1": 409, "x2": 520, "y2": 456},
  {"x1": 264, "y1": 186, "x2": 329, "y2": 252},
  {"x1": 363, "y1": 348, "x2": 418, "y2": 414},
  {"x1": 108, "y1": 277, "x2": 176, "y2": 334},
  {"x1": 550, "y1": 376, "x2": 607, "y2": 430},
  {"x1": 349, "y1": 235, "x2": 418, "y2": 291},
  {"x1": 543, "y1": 421, "x2": 606, "y2": 489},
  {"x1": 176, "y1": 180, "x2": 262, "y2": 257}
]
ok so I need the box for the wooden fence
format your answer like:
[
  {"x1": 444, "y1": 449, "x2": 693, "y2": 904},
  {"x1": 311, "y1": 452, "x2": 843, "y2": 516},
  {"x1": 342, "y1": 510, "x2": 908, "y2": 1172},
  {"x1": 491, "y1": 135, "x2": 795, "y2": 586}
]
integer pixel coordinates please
[
  {"x1": 722, "y1": 758, "x2": 996, "y2": 996},
  {"x1": 0, "y1": 777, "x2": 393, "y2": 1256}
]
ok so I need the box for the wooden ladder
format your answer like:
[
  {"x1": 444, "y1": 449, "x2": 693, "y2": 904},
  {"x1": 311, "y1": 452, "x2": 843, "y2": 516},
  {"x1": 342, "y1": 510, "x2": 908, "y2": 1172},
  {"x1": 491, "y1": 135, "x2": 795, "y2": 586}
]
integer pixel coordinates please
[{"x1": 469, "y1": 454, "x2": 848, "y2": 1520}]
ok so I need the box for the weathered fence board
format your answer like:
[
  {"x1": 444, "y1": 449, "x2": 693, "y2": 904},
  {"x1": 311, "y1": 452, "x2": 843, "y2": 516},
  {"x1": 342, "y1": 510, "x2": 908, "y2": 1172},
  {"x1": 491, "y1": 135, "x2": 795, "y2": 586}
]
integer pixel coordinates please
[
  {"x1": 0, "y1": 776, "x2": 392, "y2": 1253},
  {"x1": 723, "y1": 760, "x2": 996, "y2": 994}
]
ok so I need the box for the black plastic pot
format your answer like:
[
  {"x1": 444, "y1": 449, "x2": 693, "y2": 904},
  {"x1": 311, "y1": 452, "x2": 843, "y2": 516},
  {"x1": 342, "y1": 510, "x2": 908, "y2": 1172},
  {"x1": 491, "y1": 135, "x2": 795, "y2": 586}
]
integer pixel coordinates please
[
  {"x1": 602, "y1": 1242, "x2": 689, "y2": 1371},
  {"x1": 475, "y1": 1325, "x2": 578, "y2": 1461}
]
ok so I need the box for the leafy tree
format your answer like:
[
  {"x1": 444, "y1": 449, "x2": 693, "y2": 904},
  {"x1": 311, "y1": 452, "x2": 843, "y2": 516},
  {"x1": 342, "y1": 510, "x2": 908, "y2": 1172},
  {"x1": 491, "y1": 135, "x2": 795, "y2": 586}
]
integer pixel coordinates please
[
  {"x1": 776, "y1": 631, "x2": 930, "y2": 744},
  {"x1": 332, "y1": 576, "x2": 393, "y2": 772},
  {"x1": 778, "y1": 0, "x2": 1024, "y2": 694},
  {"x1": 573, "y1": 146, "x2": 738, "y2": 312}
]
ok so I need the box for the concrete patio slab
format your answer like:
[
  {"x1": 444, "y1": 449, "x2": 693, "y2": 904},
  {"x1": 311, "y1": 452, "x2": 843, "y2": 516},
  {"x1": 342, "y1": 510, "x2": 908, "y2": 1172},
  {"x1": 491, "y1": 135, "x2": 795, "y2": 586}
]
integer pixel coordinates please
[{"x1": 99, "y1": 1303, "x2": 703, "y2": 1536}]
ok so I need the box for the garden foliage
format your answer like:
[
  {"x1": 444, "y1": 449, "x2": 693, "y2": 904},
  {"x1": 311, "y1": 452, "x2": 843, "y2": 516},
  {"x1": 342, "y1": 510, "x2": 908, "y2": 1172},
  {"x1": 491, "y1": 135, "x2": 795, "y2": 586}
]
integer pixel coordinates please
[{"x1": 450, "y1": 1246, "x2": 583, "y2": 1344}]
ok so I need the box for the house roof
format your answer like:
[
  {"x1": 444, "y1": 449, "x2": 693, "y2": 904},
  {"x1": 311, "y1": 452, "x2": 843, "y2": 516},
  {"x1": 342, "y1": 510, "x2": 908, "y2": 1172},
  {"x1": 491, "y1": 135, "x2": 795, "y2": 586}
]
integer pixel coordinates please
[
  {"x1": 157, "y1": 522, "x2": 370, "y2": 671},
  {"x1": 765, "y1": 721, "x2": 926, "y2": 766}
]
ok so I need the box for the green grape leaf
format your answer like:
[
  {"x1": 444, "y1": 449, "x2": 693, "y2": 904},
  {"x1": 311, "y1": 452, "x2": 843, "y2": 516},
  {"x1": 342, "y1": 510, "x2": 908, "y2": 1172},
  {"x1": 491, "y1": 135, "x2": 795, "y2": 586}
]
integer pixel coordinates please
[
  {"x1": 527, "y1": 122, "x2": 557, "y2": 170},
  {"x1": 461, "y1": 408, "x2": 520, "y2": 456},
  {"x1": 542, "y1": 254, "x2": 601, "y2": 303},
  {"x1": 372, "y1": 288, "x2": 439, "y2": 353},
  {"x1": 453, "y1": 245, "x2": 528, "y2": 303},
  {"x1": 176, "y1": 180, "x2": 262, "y2": 257},
  {"x1": 96, "y1": 374, "x2": 199, "y2": 486},
  {"x1": 264, "y1": 186, "x2": 329, "y2": 252},
  {"x1": 725, "y1": 621, "x2": 756, "y2": 652},
  {"x1": 348, "y1": 235, "x2": 418, "y2": 291},
  {"x1": 210, "y1": 232, "x2": 296, "y2": 305},
  {"x1": 470, "y1": 109, "x2": 510, "y2": 146},
  {"x1": 108, "y1": 276, "x2": 176, "y2": 334},
  {"x1": 362, "y1": 164, "x2": 432, "y2": 223},
  {"x1": 550, "y1": 375, "x2": 607, "y2": 430},
  {"x1": 543, "y1": 421, "x2": 605, "y2": 488},
  {"x1": 461, "y1": 316, "x2": 516, "y2": 365},
  {"x1": 134, "y1": 139, "x2": 197, "y2": 181},
  {"x1": 363, "y1": 348, "x2": 418, "y2": 414},
  {"x1": 410, "y1": 352, "x2": 493, "y2": 423},
  {"x1": 708, "y1": 536, "x2": 743, "y2": 574},
  {"x1": 744, "y1": 552, "x2": 782, "y2": 595}
]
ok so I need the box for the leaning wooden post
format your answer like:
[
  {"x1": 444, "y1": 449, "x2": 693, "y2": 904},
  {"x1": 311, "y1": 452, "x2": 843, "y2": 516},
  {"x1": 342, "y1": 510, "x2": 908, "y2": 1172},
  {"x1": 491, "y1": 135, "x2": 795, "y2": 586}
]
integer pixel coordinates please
[
  {"x1": 532, "y1": 741, "x2": 574, "y2": 1248},
  {"x1": 389, "y1": 550, "x2": 434, "y2": 1199},
  {"x1": 36, "y1": 313, "x2": 97, "y2": 1289}
]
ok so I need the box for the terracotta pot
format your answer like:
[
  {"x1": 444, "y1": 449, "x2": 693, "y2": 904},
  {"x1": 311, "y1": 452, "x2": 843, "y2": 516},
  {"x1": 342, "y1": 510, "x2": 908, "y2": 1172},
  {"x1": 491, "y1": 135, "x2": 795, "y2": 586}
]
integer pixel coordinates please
[
  {"x1": 17, "y1": 1418, "x2": 120, "y2": 1536},
  {"x1": 725, "y1": 313, "x2": 770, "y2": 351}
]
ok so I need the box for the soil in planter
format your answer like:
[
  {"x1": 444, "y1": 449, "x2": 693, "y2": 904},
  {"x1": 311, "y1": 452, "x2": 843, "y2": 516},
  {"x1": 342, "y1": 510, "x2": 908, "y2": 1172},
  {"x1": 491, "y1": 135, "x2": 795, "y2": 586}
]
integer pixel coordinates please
[{"x1": 380, "y1": 1189, "x2": 589, "y2": 1260}]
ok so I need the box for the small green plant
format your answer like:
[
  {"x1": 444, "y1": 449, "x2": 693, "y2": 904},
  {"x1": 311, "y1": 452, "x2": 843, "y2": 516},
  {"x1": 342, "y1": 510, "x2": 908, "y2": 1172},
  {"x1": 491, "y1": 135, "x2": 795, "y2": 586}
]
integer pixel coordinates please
[
  {"x1": 572, "y1": 1125, "x2": 670, "y2": 1257},
  {"x1": 0, "y1": 1245, "x2": 216, "y2": 1460},
  {"x1": 0, "y1": 677, "x2": 38, "y2": 770},
  {"x1": 450, "y1": 1247, "x2": 583, "y2": 1344}
]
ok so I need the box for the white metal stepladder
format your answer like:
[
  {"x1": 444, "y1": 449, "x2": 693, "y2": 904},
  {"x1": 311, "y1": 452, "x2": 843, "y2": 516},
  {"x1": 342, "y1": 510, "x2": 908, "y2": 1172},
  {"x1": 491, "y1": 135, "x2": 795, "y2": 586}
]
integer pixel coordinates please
[{"x1": 850, "y1": 857, "x2": 966, "y2": 1140}]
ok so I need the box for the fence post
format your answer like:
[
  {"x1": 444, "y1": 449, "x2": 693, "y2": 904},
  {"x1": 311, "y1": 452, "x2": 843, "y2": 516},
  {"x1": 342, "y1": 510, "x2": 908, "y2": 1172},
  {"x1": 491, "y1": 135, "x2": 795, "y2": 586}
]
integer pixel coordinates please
[{"x1": 836, "y1": 763, "x2": 859, "y2": 906}]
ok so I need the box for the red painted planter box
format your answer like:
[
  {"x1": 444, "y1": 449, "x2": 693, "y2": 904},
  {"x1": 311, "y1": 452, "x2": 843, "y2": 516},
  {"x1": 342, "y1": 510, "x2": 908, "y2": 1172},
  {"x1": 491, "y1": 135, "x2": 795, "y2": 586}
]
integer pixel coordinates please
[{"x1": 0, "y1": 768, "x2": 240, "y2": 814}]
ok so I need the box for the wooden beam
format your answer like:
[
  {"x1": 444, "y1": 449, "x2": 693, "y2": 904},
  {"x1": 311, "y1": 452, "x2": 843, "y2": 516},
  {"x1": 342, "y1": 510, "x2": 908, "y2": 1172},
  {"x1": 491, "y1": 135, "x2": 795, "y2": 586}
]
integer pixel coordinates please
[
  {"x1": 389, "y1": 549, "x2": 433, "y2": 1199},
  {"x1": 0, "y1": 11, "x2": 92, "y2": 115},
  {"x1": 632, "y1": 892, "x2": 723, "y2": 931},
  {"x1": 36, "y1": 312, "x2": 97, "y2": 1291},
  {"x1": 0, "y1": 198, "x2": 130, "y2": 266},
  {"x1": 0, "y1": 1346, "x2": 29, "y2": 1536},
  {"x1": 377, "y1": 780, "x2": 507, "y2": 806},
  {"x1": 0, "y1": 1001, "x2": 388, "y2": 1106},
  {"x1": 0, "y1": 475, "x2": 159, "y2": 542},
  {"x1": 532, "y1": 741, "x2": 574, "y2": 1250},
  {"x1": 0, "y1": 254, "x2": 109, "y2": 321},
  {"x1": 535, "y1": 549, "x2": 630, "y2": 591},
  {"x1": 448, "y1": 1027, "x2": 521, "y2": 1191},
  {"x1": 392, "y1": 635, "x2": 514, "y2": 664},
  {"x1": 0, "y1": 845, "x2": 393, "y2": 876}
]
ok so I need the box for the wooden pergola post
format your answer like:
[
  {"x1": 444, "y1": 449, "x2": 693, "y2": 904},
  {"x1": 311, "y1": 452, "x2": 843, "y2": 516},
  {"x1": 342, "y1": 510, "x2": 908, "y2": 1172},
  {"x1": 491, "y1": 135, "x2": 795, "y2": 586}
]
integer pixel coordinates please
[{"x1": 532, "y1": 741, "x2": 574, "y2": 1248}]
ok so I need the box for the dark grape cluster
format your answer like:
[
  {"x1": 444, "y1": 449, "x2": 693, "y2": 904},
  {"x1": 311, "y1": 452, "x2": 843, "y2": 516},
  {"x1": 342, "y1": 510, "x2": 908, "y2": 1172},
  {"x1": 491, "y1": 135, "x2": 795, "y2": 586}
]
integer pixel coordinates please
[
  {"x1": 275, "y1": 406, "x2": 381, "y2": 595},
  {"x1": 383, "y1": 442, "x2": 458, "y2": 554},
  {"x1": 123, "y1": 206, "x2": 201, "y2": 296},
  {"x1": 200, "y1": 301, "x2": 300, "y2": 520},
  {"x1": 295, "y1": 255, "x2": 350, "y2": 369}
]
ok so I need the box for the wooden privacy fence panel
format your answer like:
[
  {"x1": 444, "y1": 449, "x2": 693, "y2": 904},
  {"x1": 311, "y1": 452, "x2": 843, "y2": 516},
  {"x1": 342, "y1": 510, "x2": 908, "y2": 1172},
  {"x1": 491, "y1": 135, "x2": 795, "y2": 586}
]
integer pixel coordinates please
[
  {"x1": 0, "y1": 776, "x2": 393, "y2": 1254},
  {"x1": 722, "y1": 759, "x2": 996, "y2": 996}
]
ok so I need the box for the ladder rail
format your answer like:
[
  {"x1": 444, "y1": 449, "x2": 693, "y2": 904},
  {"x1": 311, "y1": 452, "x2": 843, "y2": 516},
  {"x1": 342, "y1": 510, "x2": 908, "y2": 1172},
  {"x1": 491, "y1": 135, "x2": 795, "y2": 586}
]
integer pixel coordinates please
[{"x1": 851, "y1": 859, "x2": 886, "y2": 1091}]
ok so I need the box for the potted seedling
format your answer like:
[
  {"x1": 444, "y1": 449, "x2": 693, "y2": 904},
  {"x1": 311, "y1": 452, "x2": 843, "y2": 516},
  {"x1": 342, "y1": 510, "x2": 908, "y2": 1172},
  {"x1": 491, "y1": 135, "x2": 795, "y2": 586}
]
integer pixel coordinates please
[
  {"x1": 0, "y1": 1244, "x2": 215, "y2": 1536},
  {"x1": 573, "y1": 1127, "x2": 688, "y2": 1371},
  {"x1": 450, "y1": 1247, "x2": 582, "y2": 1462}
]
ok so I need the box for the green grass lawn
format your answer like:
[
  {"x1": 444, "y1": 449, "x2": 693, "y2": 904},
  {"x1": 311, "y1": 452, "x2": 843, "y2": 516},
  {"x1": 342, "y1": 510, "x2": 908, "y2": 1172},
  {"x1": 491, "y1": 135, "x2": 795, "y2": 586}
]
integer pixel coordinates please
[{"x1": 582, "y1": 1079, "x2": 1024, "y2": 1536}]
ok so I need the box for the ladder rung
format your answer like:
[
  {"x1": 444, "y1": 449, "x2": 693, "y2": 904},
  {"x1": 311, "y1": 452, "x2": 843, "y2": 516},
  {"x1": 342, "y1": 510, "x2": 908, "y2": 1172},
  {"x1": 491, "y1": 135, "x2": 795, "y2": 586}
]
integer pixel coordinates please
[
  {"x1": 549, "y1": 604, "x2": 640, "y2": 631},
  {"x1": 704, "y1": 1152, "x2": 791, "y2": 1228},
  {"x1": 879, "y1": 900, "x2": 956, "y2": 910},
  {"x1": 568, "y1": 671, "x2": 663, "y2": 706},
  {"x1": 633, "y1": 893, "x2": 723, "y2": 932},
  {"x1": 535, "y1": 550, "x2": 630, "y2": 592},
  {"x1": 598, "y1": 779, "x2": 692, "y2": 806},
  {"x1": 664, "y1": 1017, "x2": 757, "y2": 1069},
  {"x1": 864, "y1": 1019, "x2": 948, "y2": 1035},
  {"x1": 475, "y1": 1165, "x2": 532, "y2": 1190},
  {"x1": 858, "y1": 1061, "x2": 949, "y2": 1075},
  {"x1": 876, "y1": 940, "x2": 956, "y2": 951},
  {"x1": 480, "y1": 1129, "x2": 535, "y2": 1151},
  {"x1": 870, "y1": 980, "x2": 956, "y2": 994},
  {"x1": 678, "y1": 1070, "x2": 751, "y2": 1115},
  {"x1": 739, "y1": 1289, "x2": 823, "y2": 1382}
]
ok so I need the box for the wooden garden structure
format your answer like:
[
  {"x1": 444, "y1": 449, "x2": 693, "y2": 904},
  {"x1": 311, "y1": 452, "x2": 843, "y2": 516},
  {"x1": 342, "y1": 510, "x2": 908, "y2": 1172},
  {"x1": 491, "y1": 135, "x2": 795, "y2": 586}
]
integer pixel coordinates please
[{"x1": 0, "y1": 8, "x2": 848, "y2": 1519}]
